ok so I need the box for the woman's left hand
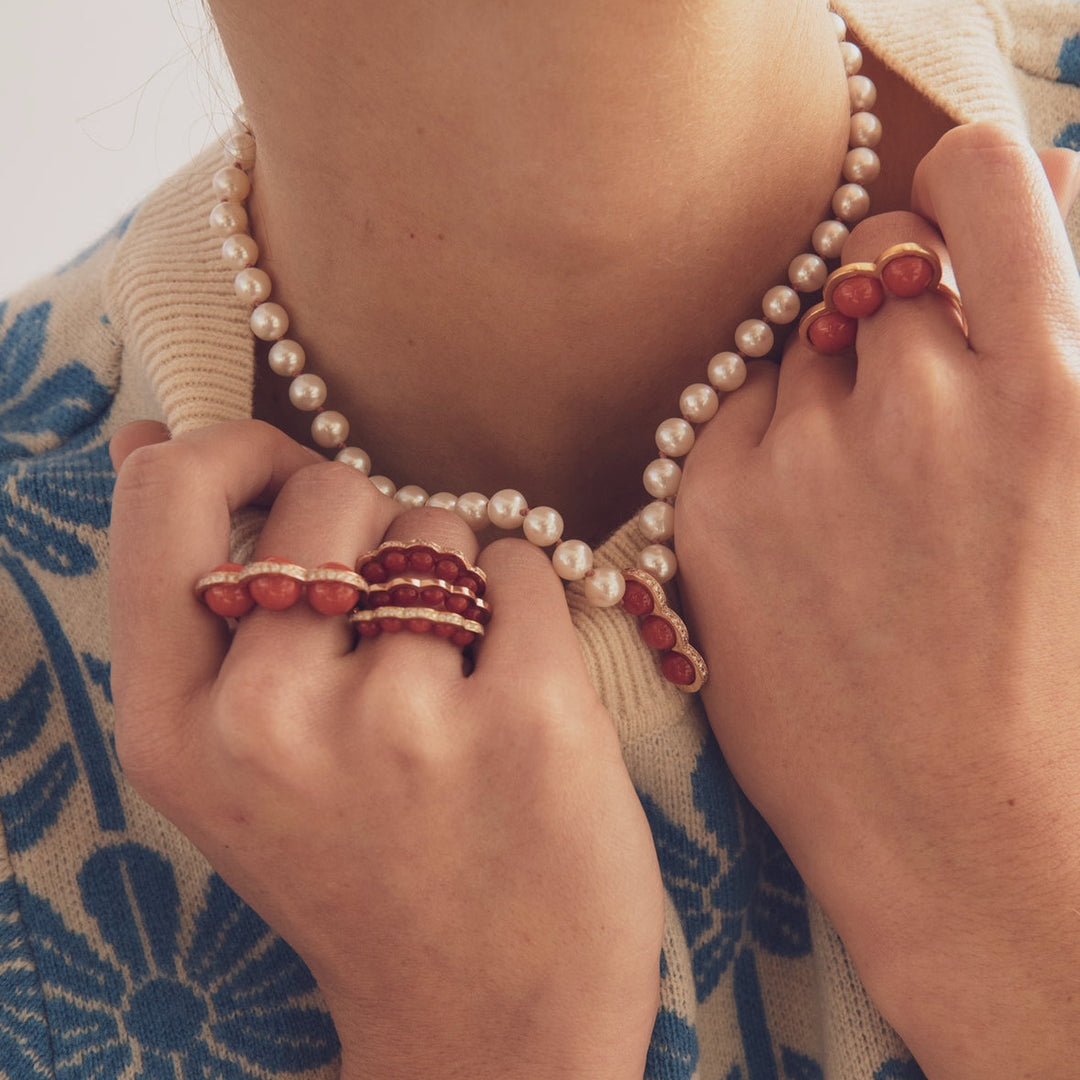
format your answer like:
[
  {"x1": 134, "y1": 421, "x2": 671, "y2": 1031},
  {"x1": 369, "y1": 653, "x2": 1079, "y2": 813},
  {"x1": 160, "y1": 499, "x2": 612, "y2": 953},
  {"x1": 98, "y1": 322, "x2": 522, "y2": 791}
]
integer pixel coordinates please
[{"x1": 677, "y1": 123, "x2": 1080, "y2": 1080}]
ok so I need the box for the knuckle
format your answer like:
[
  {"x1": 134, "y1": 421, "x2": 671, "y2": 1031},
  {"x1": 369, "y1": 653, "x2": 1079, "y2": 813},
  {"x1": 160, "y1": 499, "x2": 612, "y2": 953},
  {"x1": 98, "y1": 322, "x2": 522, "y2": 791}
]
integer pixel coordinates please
[
  {"x1": 112, "y1": 439, "x2": 203, "y2": 512},
  {"x1": 282, "y1": 458, "x2": 383, "y2": 507},
  {"x1": 936, "y1": 120, "x2": 1028, "y2": 159},
  {"x1": 479, "y1": 535, "x2": 551, "y2": 580},
  {"x1": 842, "y1": 210, "x2": 934, "y2": 264},
  {"x1": 386, "y1": 505, "x2": 477, "y2": 553},
  {"x1": 921, "y1": 122, "x2": 1035, "y2": 195}
]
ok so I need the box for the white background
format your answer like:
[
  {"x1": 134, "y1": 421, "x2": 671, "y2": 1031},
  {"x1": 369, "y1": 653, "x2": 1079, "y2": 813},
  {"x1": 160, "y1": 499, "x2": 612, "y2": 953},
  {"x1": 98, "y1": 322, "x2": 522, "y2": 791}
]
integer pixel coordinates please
[{"x1": 0, "y1": 0, "x2": 236, "y2": 298}]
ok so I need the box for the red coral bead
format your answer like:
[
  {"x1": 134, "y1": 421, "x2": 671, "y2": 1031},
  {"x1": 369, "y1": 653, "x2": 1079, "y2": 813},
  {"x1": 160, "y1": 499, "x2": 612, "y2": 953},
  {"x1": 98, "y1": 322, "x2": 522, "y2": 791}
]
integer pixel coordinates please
[
  {"x1": 204, "y1": 582, "x2": 254, "y2": 618},
  {"x1": 308, "y1": 580, "x2": 360, "y2": 616},
  {"x1": 456, "y1": 574, "x2": 479, "y2": 595},
  {"x1": 390, "y1": 585, "x2": 419, "y2": 606},
  {"x1": 407, "y1": 549, "x2": 436, "y2": 574},
  {"x1": 382, "y1": 550, "x2": 408, "y2": 574},
  {"x1": 445, "y1": 594, "x2": 470, "y2": 615},
  {"x1": 435, "y1": 559, "x2": 460, "y2": 582},
  {"x1": 660, "y1": 651, "x2": 696, "y2": 687},
  {"x1": 379, "y1": 617, "x2": 404, "y2": 633},
  {"x1": 357, "y1": 622, "x2": 381, "y2": 638},
  {"x1": 369, "y1": 592, "x2": 391, "y2": 609},
  {"x1": 451, "y1": 629, "x2": 476, "y2": 647},
  {"x1": 640, "y1": 615, "x2": 677, "y2": 652},
  {"x1": 407, "y1": 617, "x2": 433, "y2": 634},
  {"x1": 832, "y1": 275, "x2": 884, "y2": 319},
  {"x1": 807, "y1": 311, "x2": 857, "y2": 354},
  {"x1": 433, "y1": 623, "x2": 457, "y2": 639},
  {"x1": 621, "y1": 580, "x2": 655, "y2": 617},
  {"x1": 881, "y1": 255, "x2": 933, "y2": 298},
  {"x1": 248, "y1": 562, "x2": 303, "y2": 610},
  {"x1": 420, "y1": 586, "x2": 446, "y2": 607},
  {"x1": 360, "y1": 562, "x2": 387, "y2": 584},
  {"x1": 468, "y1": 606, "x2": 491, "y2": 626}
]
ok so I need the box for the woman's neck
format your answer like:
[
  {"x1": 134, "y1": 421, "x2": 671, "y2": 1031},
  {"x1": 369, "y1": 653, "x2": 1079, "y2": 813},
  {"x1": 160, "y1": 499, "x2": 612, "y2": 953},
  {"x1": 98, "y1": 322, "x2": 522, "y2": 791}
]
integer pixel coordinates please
[{"x1": 208, "y1": 0, "x2": 944, "y2": 543}]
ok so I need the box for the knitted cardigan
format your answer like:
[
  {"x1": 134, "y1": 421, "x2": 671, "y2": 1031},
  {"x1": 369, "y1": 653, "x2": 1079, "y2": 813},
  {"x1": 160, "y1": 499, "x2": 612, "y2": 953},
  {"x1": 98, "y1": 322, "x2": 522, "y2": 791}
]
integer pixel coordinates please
[{"x1": 2, "y1": 2, "x2": 1078, "y2": 1077}]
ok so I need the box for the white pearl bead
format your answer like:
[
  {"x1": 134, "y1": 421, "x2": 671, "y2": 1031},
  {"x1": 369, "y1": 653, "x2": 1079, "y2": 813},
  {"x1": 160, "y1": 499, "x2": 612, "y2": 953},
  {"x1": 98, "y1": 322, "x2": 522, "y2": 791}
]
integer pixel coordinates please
[
  {"x1": 734, "y1": 319, "x2": 774, "y2": 358},
  {"x1": 789, "y1": 253, "x2": 828, "y2": 293},
  {"x1": 843, "y1": 147, "x2": 881, "y2": 185},
  {"x1": 395, "y1": 484, "x2": 430, "y2": 510},
  {"x1": 830, "y1": 11, "x2": 847, "y2": 39},
  {"x1": 224, "y1": 131, "x2": 256, "y2": 170},
  {"x1": 850, "y1": 111, "x2": 883, "y2": 149},
  {"x1": 455, "y1": 492, "x2": 490, "y2": 531},
  {"x1": 311, "y1": 410, "x2": 350, "y2": 448},
  {"x1": 523, "y1": 506, "x2": 564, "y2": 547},
  {"x1": 583, "y1": 567, "x2": 626, "y2": 608},
  {"x1": 288, "y1": 373, "x2": 327, "y2": 411},
  {"x1": 638, "y1": 544, "x2": 678, "y2": 584},
  {"x1": 812, "y1": 220, "x2": 850, "y2": 260},
  {"x1": 638, "y1": 500, "x2": 675, "y2": 543},
  {"x1": 643, "y1": 458, "x2": 682, "y2": 499},
  {"x1": 707, "y1": 351, "x2": 747, "y2": 393},
  {"x1": 848, "y1": 75, "x2": 877, "y2": 112},
  {"x1": 213, "y1": 166, "x2": 252, "y2": 201},
  {"x1": 210, "y1": 201, "x2": 248, "y2": 234},
  {"x1": 221, "y1": 233, "x2": 259, "y2": 270},
  {"x1": 840, "y1": 40, "x2": 863, "y2": 75},
  {"x1": 488, "y1": 488, "x2": 529, "y2": 529},
  {"x1": 552, "y1": 540, "x2": 594, "y2": 582},
  {"x1": 233, "y1": 104, "x2": 250, "y2": 130},
  {"x1": 679, "y1": 383, "x2": 719, "y2": 424},
  {"x1": 370, "y1": 476, "x2": 397, "y2": 498},
  {"x1": 335, "y1": 446, "x2": 372, "y2": 474},
  {"x1": 655, "y1": 418, "x2": 695, "y2": 458},
  {"x1": 426, "y1": 491, "x2": 458, "y2": 511},
  {"x1": 234, "y1": 267, "x2": 272, "y2": 304},
  {"x1": 833, "y1": 183, "x2": 871, "y2": 224},
  {"x1": 251, "y1": 302, "x2": 289, "y2": 341},
  {"x1": 762, "y1": 285, "x2": 801, "y2": 325},
  {"x1": 268, "y1": 339, "x2": 306, "y2": 377}
]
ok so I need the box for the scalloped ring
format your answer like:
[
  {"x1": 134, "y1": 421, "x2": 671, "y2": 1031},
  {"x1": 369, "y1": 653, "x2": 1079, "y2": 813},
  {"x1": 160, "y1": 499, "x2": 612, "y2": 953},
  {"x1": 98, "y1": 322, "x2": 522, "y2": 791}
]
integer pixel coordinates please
[
  {"x1": 799, "y1": 242, "x2": 967, "y2": 355},
  {"x1": 196, "y1": 541, "x2": 491, "y2": 650}
]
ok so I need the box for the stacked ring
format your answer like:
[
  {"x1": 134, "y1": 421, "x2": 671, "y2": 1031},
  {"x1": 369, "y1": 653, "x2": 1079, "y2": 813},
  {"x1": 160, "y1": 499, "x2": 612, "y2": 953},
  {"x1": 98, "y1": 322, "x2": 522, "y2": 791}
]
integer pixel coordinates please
[
  {"x1": 196, "y1": 540, "x2": 492, "y2": 650},
  {"x1": 196, "y1": 559, "x2": 363, "y2": 618},
  {"x1": 799, "y1": 242, "x2": 967, "y2": 354},
  {"x1": 352, "y1": 540, "x2": 489, "y2": 647}
]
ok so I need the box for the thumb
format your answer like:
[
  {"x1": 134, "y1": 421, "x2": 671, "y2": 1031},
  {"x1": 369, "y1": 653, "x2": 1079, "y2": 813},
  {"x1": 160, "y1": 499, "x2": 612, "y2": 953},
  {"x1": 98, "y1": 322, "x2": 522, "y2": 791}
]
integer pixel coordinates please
[
  {"x1": 110, "y1": 420, "x2": 171, "y2": 472},
  {"x1": 1039, "y1": 147, "x2": 1080, "y2": 219}
]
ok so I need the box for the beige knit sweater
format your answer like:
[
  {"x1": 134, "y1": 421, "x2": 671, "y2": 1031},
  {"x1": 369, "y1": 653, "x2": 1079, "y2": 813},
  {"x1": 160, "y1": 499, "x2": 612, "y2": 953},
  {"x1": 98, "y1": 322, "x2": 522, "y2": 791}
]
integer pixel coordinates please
[{"x1": 1, "y1": 2, "x2": 1077, "y2": 1077}]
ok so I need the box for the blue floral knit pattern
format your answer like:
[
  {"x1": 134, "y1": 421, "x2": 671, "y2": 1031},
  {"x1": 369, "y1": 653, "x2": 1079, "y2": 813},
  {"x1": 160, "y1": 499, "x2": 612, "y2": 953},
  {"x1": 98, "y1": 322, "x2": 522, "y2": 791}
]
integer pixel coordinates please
[
  {"x1": 0, "y1": 279, "x2": 340, "y2": 1077},
  {"x1": 5, "y1": 7, "x2": 1080, "y2": 1070}
]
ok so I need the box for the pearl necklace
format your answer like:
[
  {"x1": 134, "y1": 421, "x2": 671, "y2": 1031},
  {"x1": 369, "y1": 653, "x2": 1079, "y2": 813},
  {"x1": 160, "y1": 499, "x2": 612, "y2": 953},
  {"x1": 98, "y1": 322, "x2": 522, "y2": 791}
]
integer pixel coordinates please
[{"x1": 207, "y1": 7, "x2": 882, "y2": 690}]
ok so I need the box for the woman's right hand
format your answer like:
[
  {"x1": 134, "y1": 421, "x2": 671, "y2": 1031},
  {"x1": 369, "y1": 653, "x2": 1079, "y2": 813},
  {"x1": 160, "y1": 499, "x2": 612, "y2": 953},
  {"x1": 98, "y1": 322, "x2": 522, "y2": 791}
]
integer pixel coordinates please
[{"x1": 108, "y1": 419, "x2": 664, "y2": 1080}]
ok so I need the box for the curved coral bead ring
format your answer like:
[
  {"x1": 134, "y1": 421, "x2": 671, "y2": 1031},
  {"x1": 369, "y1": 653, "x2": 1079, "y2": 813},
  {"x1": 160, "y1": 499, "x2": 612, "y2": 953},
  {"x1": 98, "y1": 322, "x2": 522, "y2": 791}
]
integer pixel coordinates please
[{"x1": 799, "y1": 242, "x2": 966, "y2": 355}]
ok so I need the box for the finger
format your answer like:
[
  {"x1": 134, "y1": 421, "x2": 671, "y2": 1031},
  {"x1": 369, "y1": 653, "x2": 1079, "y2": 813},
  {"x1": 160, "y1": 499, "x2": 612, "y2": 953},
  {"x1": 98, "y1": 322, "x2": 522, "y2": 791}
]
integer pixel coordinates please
[
  {"x1": 911, "y1": 122, "x2": 1080, "y2": 358},
  {"x1": 352, "y1": 506, "x2": 483, "y2": 682},
  {"x1": 110, "y1": 420, "x2": 324, "y2": 713},
  {"x1": 1038, "y1": 147, "x2": 1080, "y2": 218},
  {"x1": 109, "y1": 420, "x2": 170, "y2": 471},
  {"x1": 471, "y1": 537, "x2": 596, "y2": 695},
  {"x1": 689, "y1": 359, "x2": 779, "y2": 472},
  {"x1": 225, "y1": 463, "x2": 399, "y2": 662},
  {"x1": 833, "y1": 209, "x2": 968, "y2": 404},
  {"x1": 772, "y1": 335, "x2": 856, "y2": 423}
]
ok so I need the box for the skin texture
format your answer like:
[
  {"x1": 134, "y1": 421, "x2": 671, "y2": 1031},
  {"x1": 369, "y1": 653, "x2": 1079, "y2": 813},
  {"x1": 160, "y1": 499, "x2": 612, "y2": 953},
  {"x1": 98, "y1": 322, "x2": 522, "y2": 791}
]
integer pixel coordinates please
[
  {"x1": 678, "y1": 126, "x2": 1080, "y2": 1078},
  {"x1": 209, "y1": 0, "x2": 852, "y2": 542},
  {"x1": 109, "y1": 2, "x2": 1080, "y2": 1077}
]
